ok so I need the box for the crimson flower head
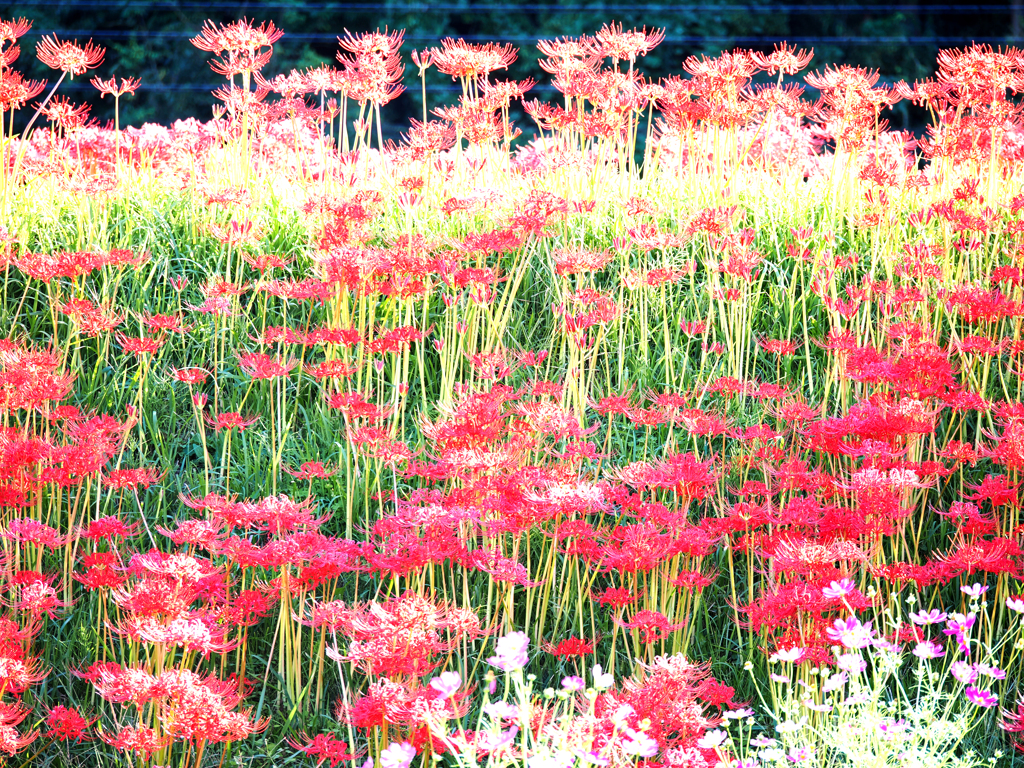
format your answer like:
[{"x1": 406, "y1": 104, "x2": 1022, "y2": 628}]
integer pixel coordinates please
[
  {"x1": 543, "y1": 636, "x2": 595, "y2": 657},
  {"x1": 100, "y1": 725, "x2": 169, "y2": 760},
  {"x1": 81, "y1": 515, "x2": 138, "y2": 541},
  {"x1": 0, "y1": 18, "x2": 32, "y2": 46},
  {"x1": 39, "y1": 96, "x2": 90, "y2": 132},
  {"x1": 102, "y1": 467, "x2": 165, "y2": 491},
  {"x1": 284, "y1": 461, "x2": 337, "y2": 481},
  {"x1": 205, "y1": 411, "x2": 260, "y2": 432},
  {"x1": 0, "y1": 721, "x2": 38, "y2": 756},
  {"x1": 115, "y1": 332, "x2": 166, "y2": 357},
  {"x1": 431, "y1": 38, "x2": 517, "y2": 80},
  {"x1": 238, "y1": 351, "x2": 297, "y2": 379},
  {"x1": 287, "y1": 732, "x2": 357, "y2": 767},
  {"x1": 191, "y1": 18, "x2": 283, "y2": 56},
  {"x1": 45, "y1": 705, "x2": 94, "y2": 742},
  {"x1": 594, "y1": 22, "x2": 665, "y2": 63},
  {"x1": 171, "y1": 367, "x2": 209, "y2": 385},
  {"x1": 36, "y1": 35, "x2": 105, "y2": 77},
  {"x1": 90, "y1": 75, "x2": 140, "y2": 98},
  {"x1": 751, "y1": 42, "x2": 814, "y2": 75}
]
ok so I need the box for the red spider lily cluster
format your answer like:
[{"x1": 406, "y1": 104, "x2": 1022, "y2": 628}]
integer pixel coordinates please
[{"x1": 1, "y1": 14, "x2": 1024, "y2": 767}]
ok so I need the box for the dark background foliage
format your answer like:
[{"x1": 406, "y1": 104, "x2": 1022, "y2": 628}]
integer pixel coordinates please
[{"x1": 9, "y1": 0, "x2": 1022, "y2": 136}]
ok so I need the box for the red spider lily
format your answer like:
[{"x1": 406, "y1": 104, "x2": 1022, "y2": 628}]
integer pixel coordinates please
[
  {"x1": 142, "y1": 313, "x2": 190, "y2": 334},
  {"x1": 751, "y1": 42, "x2": 814, "y2": 76},
  {"x1": 90, "y1": 75, "x2": 140, "y2": 98},
  {"x1": 431, "y1": 38, "x2": 517, "y2": 80},
  {"x1": 99, "y1": 724, "x2": 169, "y2": 760},
  {"x1": 0, "y1": 723, "x2": 38, "y2": 756},
  {"x1": 35, "y1": 35, "x2": 104, "y2": 77},
  {"x1": 966, "y1": 475, "x2": 1019, "y2": 508},
  {"x1": 249, "y1": 494, "x2": 328, "y2": 535},
  {"x1": 0, "y1": 654, "x2": 49, "y2": 694},
  {"x1": 1002, "y1": 696, "x2": 1024, "y2": 753},
  {"x1": 287, "y1": 732, "x2": 359, "y2": 766},
  {"x1": 327, "y1": 592, "x2": 483, "y2": 678},
  {"x1": 11, "y1": 579, "x2": 72, "y2": 619},
  {"x1": 594, "y1": 655, "x2": 729, "y2": 752},
  {"x1": 2, "y1": 517, "x2": 68, "y2": 548},
  {"x1": 0, "y1": 18, "x2": 32, "y2": 45},
  {"x1": 336, "y1": 29, "x2": 406, "y2": 106},
  {"x1": 204, "y1": 411, "x2": 260, "y2": 432},
  {"x1": 0, "y1": 703, "x2": 29, "y2": 729},
  {"x1": 223, "y1": 586, "x2": 279, "y2": 627},
  {"x1": 81, "y1": 516, "x2": 138, "y2": 541},
  {"x1": 0, "y1": 71, "x2": 46, "y2": 110},
  {"x1": 593, "y1": 586, "x2": 640, "y2": 609},
  {"x1": 594, "y1": 23, "x2": 664, "y2": 64},
  {"x1": 154, "y1": 520, "x2": 223, "y2": 552},
  {"x1": 171, "y1": 367, "x2": 209, "y2": 385},
  {"x1": 543, "y1": 636, "x2": 596, "y2": 657},
  {"x1": 237, "y1": 351, "x2": 298, "y2": 379},
  {"x1": 190, "y1": 18, "x2": 283, "y2": 57},
  {"x1": 44, "y1": 705, "x2": 95, "y2": 742},
  {"x1": 617, "y1": 610, "x2": 685, "y2": 643},
  {"x1": 759, "y1": 337, "x2": 799, "y2": 357},
  {"x1": 14, "y1": 250, "x2": 100, "y2": 281},
  {"x1": 102, "y1": 466, "x2": 165, "y2": 490},
  {"x1": 284, "y1": 461, "x2": 338, "y2": 480},
  {"x1": 207, "y1": 220, "x2": 264, "y2": 248},
  {"x1": 74, "y1": 555, "x2": 126, "y2": 591},
  {"x1": 115, "y1": 332, "x2": 167, "y2": 357},
  {"x1": 243, "y1": 252, "x2": 292, "y2": 271}
]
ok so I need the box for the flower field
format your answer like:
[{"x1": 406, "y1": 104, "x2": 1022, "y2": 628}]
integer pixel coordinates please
[{"x1": 2, "y1": 16, "x2": 1024, "y2": 768}]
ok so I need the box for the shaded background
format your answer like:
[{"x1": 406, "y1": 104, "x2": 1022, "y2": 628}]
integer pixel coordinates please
[{"x1": 8, "y1": 0, "x2": 1022, "y2": 138}]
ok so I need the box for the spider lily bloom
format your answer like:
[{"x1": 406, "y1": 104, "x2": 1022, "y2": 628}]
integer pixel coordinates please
[
  {"x1": 594, "y1": 22, "x2": 665, "y2": 64},
  {"x1": 430, "y1": 38, "x2": 517, "y2": 81},
  {"x1": 13, "y1": 578, "x2": 71, "y2": 619},
  {"x1": 336, "y1": 29, "x2": 406, "y2": 107},
  {"x1": 0, "y1": 654, "x2": 50, "y2": 694},
  {"x1": 102, "y1": 467, "x2": 164, "y2": 491},
  {"x1": 617, "y1": 611, "x2": 685, "y2": 644},
  {"x1": 191, "y1": 18, "x2": 282, "y2": 78},
  {"x1": 2, "y1": 518, "x2": 68, "y2": 549},
  {"x1": 90, "y1": 75, "x2": 140, "y2": 98},
  {"x1": 204, "y1": 411, "x2": 260, "y2": 432},
  {"x1": 171, "y1": 368, "x2": 210, "y2": 385},
  {"x1": 81, "y1": 516, "x2": 138, "y2": 541},
  {"x1": 115, "y1": 333, "x2": 167, "y2": 357},
  {"x1": 99, "y1": 725, "x2": 170, "y2": 760},
  {"x1": 44, "y1": 705, "x2": 95, "y2": 742},
  {"x1": 0, "y1": 721, "x2": 39, "y2": 757},
  {"x1": 287, "y1": 733, "x2": 357, "y2": 767},
  {"x1": 542, "y1": 636, "x2": 595, "y2": 658},
  {"x1": 142, "y1": 313, "x2": 191, "y2": 334},
  {"x1": 750, "y1": 42, "x2": 814, "y2": 76},
  {"x1": 237, "y1": 351, "x2": 298, "y2": 379},
  {"x1": 283, "y1": 461, "x2": 337, "y2": 480},
  {"x1": 35, "y1": 35, "x2": 104, "y2": 77}
]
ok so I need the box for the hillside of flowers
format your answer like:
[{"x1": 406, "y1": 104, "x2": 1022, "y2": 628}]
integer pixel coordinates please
[{"x1": 1, "y1": 16, "x2": 1024, "y2": 768}]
